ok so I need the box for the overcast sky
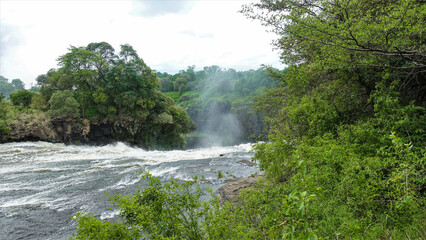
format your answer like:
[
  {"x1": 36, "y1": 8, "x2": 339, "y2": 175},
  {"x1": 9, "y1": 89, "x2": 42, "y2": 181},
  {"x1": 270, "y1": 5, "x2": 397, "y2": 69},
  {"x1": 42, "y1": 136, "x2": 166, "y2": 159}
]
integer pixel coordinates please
[{"x1": 0, "y1": 0, "x2": 283, "y2": 88}]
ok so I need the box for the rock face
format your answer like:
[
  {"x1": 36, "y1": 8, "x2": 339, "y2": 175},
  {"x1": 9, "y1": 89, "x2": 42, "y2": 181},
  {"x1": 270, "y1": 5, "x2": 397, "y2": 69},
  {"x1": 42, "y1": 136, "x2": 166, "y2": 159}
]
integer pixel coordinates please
[
  {"x1": 217, "y1": 175, "x2": 260, "y2": 204},
  {"x1": 4, "y1": 114, "x2": 60, "y2": 143},
  {"x1": 1, "y1": 113, "x2": 115, "y2": 145}
]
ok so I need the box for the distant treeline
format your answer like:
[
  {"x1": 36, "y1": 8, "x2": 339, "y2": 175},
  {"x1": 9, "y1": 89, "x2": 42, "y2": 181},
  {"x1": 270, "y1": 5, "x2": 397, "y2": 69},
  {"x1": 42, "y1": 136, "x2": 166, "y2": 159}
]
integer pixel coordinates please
[{"x1": 0, "y1": 76, "x2": 39, "y2": 99}]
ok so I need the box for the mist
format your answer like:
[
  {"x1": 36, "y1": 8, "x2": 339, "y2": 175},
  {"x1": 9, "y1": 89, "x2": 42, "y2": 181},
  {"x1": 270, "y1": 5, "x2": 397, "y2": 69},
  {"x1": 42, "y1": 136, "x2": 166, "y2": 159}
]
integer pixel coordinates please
[
  {"x1": 158, "y1": 65, "x2": 275, "y2": 148},
  {"x1": 197, "y1": 100, "x2": 243, "y2": 147}
]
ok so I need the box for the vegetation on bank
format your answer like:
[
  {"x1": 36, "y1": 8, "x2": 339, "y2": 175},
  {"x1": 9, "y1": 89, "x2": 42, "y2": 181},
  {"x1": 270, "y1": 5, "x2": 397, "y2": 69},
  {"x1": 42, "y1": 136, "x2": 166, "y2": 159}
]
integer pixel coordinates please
[
  {"x1": 70, "y1": 0, "x2": 425, "y2": 239},
  {"x1": 0, "y1": 77, "x2": 43, "y2": 141},
  {"x1": 1, "y1": 43, "x2": 195, "y2": 149},
  {"x1": 1, "y1": 60, "x2": 278, "y2": 148}
]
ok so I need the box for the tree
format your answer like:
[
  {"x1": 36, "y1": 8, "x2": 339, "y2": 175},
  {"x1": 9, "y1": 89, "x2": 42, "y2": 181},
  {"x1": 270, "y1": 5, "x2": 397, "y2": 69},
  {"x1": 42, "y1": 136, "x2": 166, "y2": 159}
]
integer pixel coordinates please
[
  {"x1": 29, "y1": 86, "x2": 40, "y2": 92},
  {"x1": 0, "y1": 76, "x2": 15, "y2": 99},
  {"x1": 0, "y1": 94, "x2": 7, "y2": 118},
  {"x1": 242, "y1": 0, "x2": 425, "y2": 103},
  {"x1": 30, "y1": 94, "x2": 48, "y2": 111},
  {"x1": 39, "y1": 42, "x2": 194, "y2": 148},
  {"x1": 11, "y1": 79, "x2": 25, "y2": 91},
  {"x1": 0, "y1": 95, "x2": 10, "y2": 137},
  {"x1": 47, "y1": 90, "x2": 80, "y2": 118},
  {"x1": 241, "y1": 0, "x2": 426, "y2": 238},
  {"x1": 10, "y1": 90, "x2": 35, "y2": 107},
  {"x1": 35, "y1": 74, "x2": 48, "y2": 86}
]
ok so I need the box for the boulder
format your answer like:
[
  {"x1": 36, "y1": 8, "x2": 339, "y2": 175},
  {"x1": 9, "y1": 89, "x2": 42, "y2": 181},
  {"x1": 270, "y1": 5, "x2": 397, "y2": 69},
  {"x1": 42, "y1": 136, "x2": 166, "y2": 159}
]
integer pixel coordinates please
[
  {"x1": 217, "y1": 175, "x2": 260, "y2": 204},
  {"x1": 237, "y1": 159, "x2": 256, "y2": 166}
]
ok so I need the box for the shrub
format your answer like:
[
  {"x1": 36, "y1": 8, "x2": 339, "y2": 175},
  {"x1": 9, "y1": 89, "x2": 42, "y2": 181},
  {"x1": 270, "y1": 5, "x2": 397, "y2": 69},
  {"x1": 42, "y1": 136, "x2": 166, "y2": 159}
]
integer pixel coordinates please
[
  {"x1": 10, "y1": 90, "x2": 36, "y2": 107},
  {"x1": 47, "y1": 90, "x2": 80, "y2": 118}
]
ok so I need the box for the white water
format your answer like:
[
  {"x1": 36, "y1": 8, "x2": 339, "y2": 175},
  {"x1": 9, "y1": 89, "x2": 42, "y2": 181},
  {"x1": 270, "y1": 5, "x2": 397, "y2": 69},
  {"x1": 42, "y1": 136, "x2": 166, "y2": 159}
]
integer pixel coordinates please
[{"x1": 0, "y1": 141, "x2": 258, "y2": 240}]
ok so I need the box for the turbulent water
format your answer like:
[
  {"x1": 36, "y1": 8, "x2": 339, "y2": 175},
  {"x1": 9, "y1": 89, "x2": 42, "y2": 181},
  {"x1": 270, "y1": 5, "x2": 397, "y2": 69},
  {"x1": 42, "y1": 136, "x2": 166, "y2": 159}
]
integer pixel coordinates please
[{"x1": 0, "y1": 141, "x2": 258, "y2": 240}]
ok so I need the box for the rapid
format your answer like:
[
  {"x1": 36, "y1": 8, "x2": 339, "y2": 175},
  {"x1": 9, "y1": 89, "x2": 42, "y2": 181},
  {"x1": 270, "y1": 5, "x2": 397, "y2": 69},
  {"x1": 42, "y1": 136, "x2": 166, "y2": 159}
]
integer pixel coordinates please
[{"x1": 0, "y1": 141, "x2": 258, "y2": 240}]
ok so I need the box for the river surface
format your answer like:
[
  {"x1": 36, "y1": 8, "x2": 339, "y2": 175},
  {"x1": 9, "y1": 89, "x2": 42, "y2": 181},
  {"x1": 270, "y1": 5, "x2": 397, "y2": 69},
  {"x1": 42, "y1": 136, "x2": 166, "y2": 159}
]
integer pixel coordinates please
[{"x1": 0, "y1": 141, "x2": 258, "y2": 240}]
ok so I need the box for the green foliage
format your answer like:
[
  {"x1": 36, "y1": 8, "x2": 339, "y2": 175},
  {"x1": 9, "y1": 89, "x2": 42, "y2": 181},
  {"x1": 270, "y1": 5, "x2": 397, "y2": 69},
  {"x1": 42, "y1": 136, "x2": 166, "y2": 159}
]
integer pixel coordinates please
[
  {"x1": 47, "y1": 90, "x2": 80, "y2": 118},
  {"x1": 0, "y1": 97, "x2": 10, "y2": 137},
  {"x1": 71, "y1": 173, "x2": 212, "y2": 240},
  {"x1": 245, "y1": 0, "x2": 426, "y2": 238},
  {"x1": 30, "y1": 94, "x2": 48, "y2": 111},
  {"x1": 71, "y1": 213, "x2": 137, "y2": 240},
  {"x1": 29, "y1": 86, "x2": 40, "y2": 92},
  {"x1": 11, "y1": 79, "x2": 25, "y2": 91},
  {"x1": 163, "y1": 91, "x2": 181, "y2": 103},
  {"x1": 71, "y1": 1, "x2": 424, "y2": 239},
  {"x1": 159, "y1": 67, "x2": 276, "y2": 146},
  {"x1": 10, "y1": 90, "x2": 36, "y2": 108},
  {"x1": 37, "y1": 42, "x2": 194, "y2": 149},
  {"x1": 0, "y1": 76, "x2": 16, "y2": 99}
]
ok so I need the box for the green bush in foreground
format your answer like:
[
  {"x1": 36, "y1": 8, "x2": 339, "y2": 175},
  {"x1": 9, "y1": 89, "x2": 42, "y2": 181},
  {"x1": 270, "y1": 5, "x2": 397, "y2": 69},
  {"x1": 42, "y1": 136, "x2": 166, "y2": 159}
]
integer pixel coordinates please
[{"x1": 71, "y1": 173, "x2": 214, "y2": 240}]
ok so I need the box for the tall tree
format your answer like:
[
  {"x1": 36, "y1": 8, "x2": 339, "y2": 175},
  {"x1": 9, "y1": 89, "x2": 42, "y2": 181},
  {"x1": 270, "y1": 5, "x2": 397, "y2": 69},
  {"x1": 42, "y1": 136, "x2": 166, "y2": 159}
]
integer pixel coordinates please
[
  {"x1": 242, "y1": 0, "x2": 426, "y2": 103},
  {"x1": 11, "y1": 79, "x2": 25, "y2": 91},
  {"x1": 39, "y1": 42, "x2": 194, "y2": 149}
]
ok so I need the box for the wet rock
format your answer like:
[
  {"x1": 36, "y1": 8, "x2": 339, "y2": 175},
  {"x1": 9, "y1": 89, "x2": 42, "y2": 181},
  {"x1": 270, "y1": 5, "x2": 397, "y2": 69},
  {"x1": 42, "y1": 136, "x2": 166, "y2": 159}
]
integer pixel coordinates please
[
  {"x1": 217, "y1": 175, "x2": 260, "y2": 204},
  {"x1": 237, "y1": 159, "x2": 256, "y2": 166}
]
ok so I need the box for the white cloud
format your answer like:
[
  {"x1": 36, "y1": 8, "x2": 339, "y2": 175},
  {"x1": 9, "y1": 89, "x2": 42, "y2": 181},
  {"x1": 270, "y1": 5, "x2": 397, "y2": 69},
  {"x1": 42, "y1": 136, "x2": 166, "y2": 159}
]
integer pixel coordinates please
[
  {"x1": 130, "y1": 0, "x2": 194, "y2": 17},
  {"x1": 0, "y1": 0, "x2": 283, "y2": 88}
]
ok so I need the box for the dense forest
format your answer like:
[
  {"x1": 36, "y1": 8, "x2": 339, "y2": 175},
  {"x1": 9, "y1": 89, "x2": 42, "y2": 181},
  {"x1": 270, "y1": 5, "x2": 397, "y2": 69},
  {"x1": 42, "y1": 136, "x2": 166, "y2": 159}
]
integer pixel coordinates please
[{"x1": 70, "y1": 0, "x2": 425, "y2": 239}]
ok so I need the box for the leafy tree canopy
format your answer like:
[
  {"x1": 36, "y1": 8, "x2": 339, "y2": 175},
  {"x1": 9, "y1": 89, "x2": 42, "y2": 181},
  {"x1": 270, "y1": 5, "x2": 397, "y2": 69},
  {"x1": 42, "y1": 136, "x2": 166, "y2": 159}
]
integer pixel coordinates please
[
  {"x1": 10, "y1": 90, "x2": 35, "y2": 108},
  {"x1": 242, "y1": 0, "x2": 425, "y2": 102},
  {"x1": 47, "y1": 90, "x2": 80, "y2": 118},
  {"x1": 39, "y1": 42, "x2": 194, "y2": 149},
  {"x1": 11, "y1": 79, "x2": 25, "y2": 91},
  {"x1": 0, "y1": 75, "x2": 26, "y2": 99}
]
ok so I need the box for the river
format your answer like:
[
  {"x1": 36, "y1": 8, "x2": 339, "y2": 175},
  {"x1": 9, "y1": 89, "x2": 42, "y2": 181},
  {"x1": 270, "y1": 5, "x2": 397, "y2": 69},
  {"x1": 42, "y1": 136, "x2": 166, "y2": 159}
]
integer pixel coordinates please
[{"x1": 0, "y1": 141, "x2": 258, "y2": 240}]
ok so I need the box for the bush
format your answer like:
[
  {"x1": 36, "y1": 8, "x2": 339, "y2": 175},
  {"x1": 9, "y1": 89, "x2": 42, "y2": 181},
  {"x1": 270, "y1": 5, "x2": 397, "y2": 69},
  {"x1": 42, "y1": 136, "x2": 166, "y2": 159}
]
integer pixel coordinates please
[
  {"x1": 30, "y1": 94, "x2": 48, "y2": 111},
  {"x1": 10, "y1": 90, "x2": 36, "y2": 107},
  {"x1": 47, "y1": 90, "x2": 80, "y2": 118},
  {"x1": 71, "y1": 172, "x2": 212, "y2": 240}
]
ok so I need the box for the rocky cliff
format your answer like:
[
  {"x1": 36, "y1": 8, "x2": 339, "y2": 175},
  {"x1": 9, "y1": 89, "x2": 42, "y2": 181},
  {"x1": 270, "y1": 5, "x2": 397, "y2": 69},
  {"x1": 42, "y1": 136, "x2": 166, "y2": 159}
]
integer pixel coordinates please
[{"x1": 1, "y1": 113, "x2": 115, "y2": 145}]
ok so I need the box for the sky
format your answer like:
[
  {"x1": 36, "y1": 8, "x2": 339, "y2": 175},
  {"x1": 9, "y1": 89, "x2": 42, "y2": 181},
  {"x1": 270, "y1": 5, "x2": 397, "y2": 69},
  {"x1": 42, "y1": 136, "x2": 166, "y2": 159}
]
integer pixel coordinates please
[{"x1": 0, "y1": 0, "x2": 283, "y2": 88}]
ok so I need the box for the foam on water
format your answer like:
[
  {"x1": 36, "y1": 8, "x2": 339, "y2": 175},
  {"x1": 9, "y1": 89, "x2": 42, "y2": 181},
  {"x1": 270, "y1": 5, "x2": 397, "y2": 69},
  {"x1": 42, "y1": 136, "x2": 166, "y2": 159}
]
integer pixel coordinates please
[
  {"x1": 1, "y1": 193, "x2": 50, "y2": 208},
  {"x1": 100, "y1": 209, "x2": 121, "y2": 220},
  {"x1": 149, "y1": 166, "x2": 180, "y2": 177}
]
